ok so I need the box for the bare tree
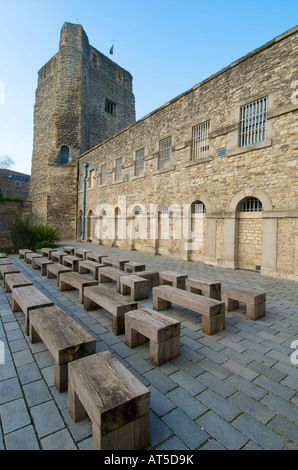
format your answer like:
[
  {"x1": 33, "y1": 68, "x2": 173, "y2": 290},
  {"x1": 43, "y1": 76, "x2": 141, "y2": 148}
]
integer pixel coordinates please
[{"x1": 0, "y1": 156, "x2": 15, "y2": 169}]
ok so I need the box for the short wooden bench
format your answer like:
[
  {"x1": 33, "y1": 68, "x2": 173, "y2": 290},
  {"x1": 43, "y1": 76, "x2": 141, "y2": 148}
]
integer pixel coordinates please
[
  {"x1": 74, "y1": 248, "x2": 93, "y2": 260},
  {"x1": 83, "y1": 285, "x2": 138, "y2": 335},
  {"x1": 62, "y1": 255, "x2": 81, "y2": 272},
  {"x1": 41, "y1": 247, "x2": 57, "y2": 258},
  {"x1": 159, "y1": 271, "x2": 188, "y2": 290},
  {"x1": 78, "y1": 260, "x2": 106, "y2": 280},
  {"x1": 4, "y1": 273, "x2": 33, "y2": 293},
  {"x1": 50, "y1": 251, "x2": 68, "y2": 263},
  {"x1": 221, "y1": 285, "x2": 266, "y2": 320},
  {"x1": 63, "y1": 246, "x2": 75, "y2": 255},
  {"x1": 46, "y1": 262, "x2": 72, "y2": 284},
  {"x1": 11, "y1": 285, "x2": 54, "y2": 335},
  {"x1": 127, "y1": 270, "x2": 159, "y2": 288},
  {"x1": 86, "y1": 252, "x2": 108, "y2": 263},
  {"x1": 32, "y1": 256, "x2": 54, "y2": 276},
  {"x1": 0, "y1": 258, "x2": 13, "y2": 266},
  {"x1": 19, "y1": 249, "x2": 33, "y2": 259},
  {"x1": 0, "y1": 264, "x2": 20, "y2": 280},
  {"x1": 29, "y1": 305, "x2": 96, "y2": 392},
  {"x1": 185, "y1": 277, "x2": 221, "y2": 301},
  {"x1": 125, "y1": 308, "x2": 180, "y2": 366},
  {"x1": 97, "y1": 266, "x2": 125, "y2": 287},
  {"x1": 102, "y1": 257, "x2": 129, "y2": 271},
  {"x1": 25, "y1": 252, "x2": 42, "y2": 264},
  {"x1": 124, "y1": 262, "x2": 146, "y2": 273},
  {"x1": 153, "y1": 285, "x2": 225, "y2": 335},
  {"x1": 119, "y1": 275, "x2": 150, "y2": 301},
  {"x1": 68, "y1": 351, "x2": 150, "y2": 450},
  {"x1": 58, "y1": 272, "x2": 98, "y2": 303}
]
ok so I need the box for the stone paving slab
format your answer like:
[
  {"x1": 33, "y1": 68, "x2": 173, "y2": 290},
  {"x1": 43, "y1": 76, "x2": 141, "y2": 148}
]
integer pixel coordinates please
[{"x1": 0, "y1": 242, "x2": 297, "y2": 451}]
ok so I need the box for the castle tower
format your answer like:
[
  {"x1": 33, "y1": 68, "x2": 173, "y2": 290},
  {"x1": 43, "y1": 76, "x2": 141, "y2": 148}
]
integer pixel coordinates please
[{"x1": 29, "y1": 22, "x2": 135, "y2": 238}]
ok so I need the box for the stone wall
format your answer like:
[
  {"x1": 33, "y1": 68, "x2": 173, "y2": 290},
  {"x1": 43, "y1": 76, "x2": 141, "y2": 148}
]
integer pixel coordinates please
[{"x1": 77, "y1": 26, "x2": 298, "y2": 281}]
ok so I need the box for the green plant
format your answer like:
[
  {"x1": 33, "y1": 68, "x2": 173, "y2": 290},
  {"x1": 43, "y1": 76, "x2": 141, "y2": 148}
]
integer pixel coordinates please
[
  {"x1": 35, "y1": 223, "x2": 61, "y2": 249},
  {"x1": 9, "y1": 215, "x2": 39, "y2": 251}
]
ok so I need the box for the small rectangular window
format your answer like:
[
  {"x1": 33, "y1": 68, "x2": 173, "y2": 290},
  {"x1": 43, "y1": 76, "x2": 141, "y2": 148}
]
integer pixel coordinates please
[
  {"x1": 158, "y1": 137, "x2": 172, "y2": 169},
  {"x1": 191, "y1": 121, "x2": 210, "y2": 161},
  {"x1": 115, "y1": 157, "x2": 123, "y2": 181},
  {"x1": 105, "y1": 99, "x2": 117, "y2": 115},
  {"x1": 135, "y1": 148, "x2": 145, "y2": 176},
  {"x1": 240, "y1": 97, "x2": 267, "y2": 147},
  {"x1": 89, "y1": 169, "x2": 94, "y2": 188},
  {"x1": 100, "y1": 164, "x2": 107, "y2": 185}
]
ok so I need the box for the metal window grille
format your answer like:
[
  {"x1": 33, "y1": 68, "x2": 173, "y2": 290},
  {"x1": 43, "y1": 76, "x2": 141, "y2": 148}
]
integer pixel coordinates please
[
  {"x1": 135, "y1": 148, "x2": 145, "y2": 176},
  {"x1": 101, "y1": 164, "x2": 107, "y2": 185},
  {"x1": 115, "y1": 158, "x2": 123, "y2": 181},
  {"x1": 105, "y1": 99, "x2": 116, "y2": 115},
  {"x1": 158, "y1": 137, "x2": 172, "y2": 169},
  {"x1": 159, "y1": 204, "x2": 169, "y2": 214},
  {"x1": 193, "y1": 202, "x2": 206, "y2": 214},
  {"x1": 240, "y1": 97, "x2": 267, "y2": 147},
  {"x1": 241, "y1": 198, "x2": 262, "y2": 212},
  {"x1": 191, "y1": 121, "x2": 210, "y2": 161},
  {"x1": 61, "y1": 146, "x2": 69, "y2": 164}
]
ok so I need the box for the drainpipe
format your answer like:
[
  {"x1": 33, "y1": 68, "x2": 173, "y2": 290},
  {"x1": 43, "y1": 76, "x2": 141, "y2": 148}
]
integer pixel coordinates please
[{"x1": 82, "y1": 162, "x2": 89, "y2": 240}]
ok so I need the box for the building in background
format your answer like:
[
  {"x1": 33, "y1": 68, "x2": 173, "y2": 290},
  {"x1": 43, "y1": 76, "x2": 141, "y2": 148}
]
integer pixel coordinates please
[{"x1": 0, "y1": 169, "x2": 30, "y2": 201}]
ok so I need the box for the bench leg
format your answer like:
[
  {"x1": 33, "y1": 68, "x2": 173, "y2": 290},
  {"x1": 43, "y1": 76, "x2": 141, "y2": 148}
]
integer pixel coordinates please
[
  {"x1": 125, "y1": 326, "x2": 148, "y2": 349},
  {"x1": 132, "y1": 287, "x2": 149, "y2": 301},
  {"x1": 209, "y1": 286, "x2": 221, "y2": 301},
  {"x1": 83, "y1": 296, "x2": 99, "y2": 311},
  {"x1": 120, "y1": 283, "x2": 130, "y2": 296},
  {"x1": 222, "y1": 296, "x2": 239, "y2": 311},
  {"x1": 68, "y1": 383, "x2": 88, "y2": 422},
  {"x1": 186, "y1": 285, "x2": 203, "y2": 295},
  {"x1": 112, "y1": 314, "x2": 125, "y2": 336},
  {"x1": 150, "y1": 336, "x2": 180, "y2": 366},
  {"x1": 99, "y1": 274, "x2": 112, "y2": 283},
  {"x1": 202, "y1": 313, "x2": 225, "y2": 335},
  {"x1": 246, "y1": 302, "x2": 266, "y2": 320},
  {"x1": 59, "y1": 280, "x2": 74, "y2": 292},
  {"x1": 11, "y1": 296, "x2": 21, "y2": 312},
  {"x1": 153, "y1": 294, "x2": 172, "y2": 311},
  {"x1": 55, "y1": 363, "x2": 68, "y2": 393},
  {"x1": 29, "y1": 323, "x2": 41, "y2": 344}
]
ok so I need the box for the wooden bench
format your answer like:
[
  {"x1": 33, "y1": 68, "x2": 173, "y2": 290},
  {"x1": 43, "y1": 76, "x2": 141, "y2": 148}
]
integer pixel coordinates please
[
  {"x1": 41, "y1": 247, "x2": 57, "y2": 258},
  {"x1": 185, "y1": 277, "x2": 221, "y2": 300},
  {"x1": 11, "y1": 285, "x2": 54, "y2": 335},
  {"x1": 126, "y1": 270, "x2": 159, "y2": 288},
  {"x1": 159, "y1": 271, "x2": 188, "y2": 290},
  {"x1": 124, "y1": 262, "x2": 146, "y2": 273},
  {"x1": 83, "y1": 285, "x2": 138, "y2": 335},
  {"x1": 32, "y1": 256, "x2": 54, "y2": 276},
  {"x1": 0, "y1": 258, "x2": 13, "y2": 266},
  {"x1": 86, "y1": 252, "x2": 108, "y2": 263},
  {"x1": 50, "y1": 251, "x2": 68, "y2": 263},
  {"x1": 78, "y1": 260, "x2": 106, "y2": 280},
  {"x1": 0, "y1": 264, "x2": 20, "y2": 280},
  {"x1": 62, "y1": 255, "x2": 81, "y2": 272},
  {"x1": 102, "y1": 257, "x2": 129, "y2": 271},
  {"x1": 68, "y1": 351, "x2": 150, "y2": 450},
  {"x1": 97, "y1": 266, "x2": 125, "y2": 287},
  {"x1": 125, "y1": 308, "x2": 180, "y2": 366},
  {"x1": 46, "y1": 262, "x2": 72, "y2": 284},
  {"x1": 153, "y1": 285, "x2": 225, "y2": 335},
  {"x1": 58, "y1": 272, "x2": 98, "y2": 303},
  {"x1": 25, "y1": 252, "x2": 42, "y2": 264},
  {"x1": 0, "y1": 253, "x2": 7, "y2": 258},
  {"x1": 4, "y1": 273, "x2": 33, "y2": 293},
  {"x1": 63, "y1": 246, "x2": 75, "y2": 255},
  {"x1": 221, "y1": 285, "x2": 266, "y2": 320},
  {"x1": 74, "y1": 248, "x2": 93, "y2": 260},
  {"x1": 19, "y1": 249, "x2": 33, "y2": 259},
  {"x1": 29, "y1": 306, "x2": 96, "y2": 392},
  {"x1": 119, "y1": 275, "x2": 150, "y2": 301}
]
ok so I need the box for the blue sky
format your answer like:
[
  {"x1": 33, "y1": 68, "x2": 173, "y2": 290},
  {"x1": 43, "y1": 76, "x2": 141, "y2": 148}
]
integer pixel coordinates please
[{"x1": 0, "y1": 0, "x2": 297, "y2": 174}]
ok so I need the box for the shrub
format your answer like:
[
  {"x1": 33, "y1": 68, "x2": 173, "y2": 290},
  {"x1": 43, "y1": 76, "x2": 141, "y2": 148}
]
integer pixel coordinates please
[
  {"x1": 35, "y1": 223, "x2": 61, "y2": 248},
  {"x1": 9, "y1": 215, "x2": 39, "y2": 251}
]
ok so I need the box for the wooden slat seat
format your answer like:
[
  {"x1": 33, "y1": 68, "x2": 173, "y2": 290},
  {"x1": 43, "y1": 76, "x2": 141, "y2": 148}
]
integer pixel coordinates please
[
  {"x1": 0, "y1": 264, "x2": 20, "y2": 280},
  {"x1": 159, "y1": 271, "x2": 188, "y2": 290},
  {"x1": 83, "y1": 284, "x2": 138, "y2": 335},
  {"x1": 185, "y1": 277, "x2": 221, "y2": 300},
  {"x1": 29, "y1": 306, "x2": 96, "y2": 392},
  {"x1": 4, "y1": 273, "x2": 33, "y2": 293},
  {"x1": 78, "y1": 260, "x2": 106, "y2": 280},
  {"x1": 46, "y1": 262, "x2": 72, "y2": 284},
  {"x1": 125, "y1": 307, "x2": 180, "y2": 366},
  {"x1": 153, "y1": 285, "x2": 225, "y2": 335},
  {"x1": 32, "y1": 256, "x2": 54, "y2": 275},
  {"x1": 221, "y1": 285, "x2": 266, "y2": 320},
  {"x1": 68, "y1": 351, "x2": 150, "y2": 450},
  {"x1": 58, "y1": 271, "x2": 98, "y2": 303},
  {"x1": 11, "y1": 285, "x2": 54, "y2": 335}
]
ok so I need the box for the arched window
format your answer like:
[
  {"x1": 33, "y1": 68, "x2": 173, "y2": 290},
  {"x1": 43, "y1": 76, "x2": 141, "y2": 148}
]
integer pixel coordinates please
[
  {"x1": 240, "y1": 197, "x2": 262, "y2": 212},
  {"x1": 159, "y1": 204, "x2": 169, "y2": 214},
  {"x1": 60, "y1": 146, "x2": 69, "y2": 164},
  {"x1": 191, "y1": 201, "x2": 206, "y2": 214}
]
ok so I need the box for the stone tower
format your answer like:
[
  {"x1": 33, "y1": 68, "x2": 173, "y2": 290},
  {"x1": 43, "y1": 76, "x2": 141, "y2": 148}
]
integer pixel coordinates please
[{"x1": 29, "y1": 22, "x2": 135, "y2": 238}]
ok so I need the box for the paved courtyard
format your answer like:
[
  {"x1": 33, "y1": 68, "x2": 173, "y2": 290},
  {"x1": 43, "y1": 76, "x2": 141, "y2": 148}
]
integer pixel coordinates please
[{"x1": 0, "y1": 241, "x2": 297, "y2": 450}]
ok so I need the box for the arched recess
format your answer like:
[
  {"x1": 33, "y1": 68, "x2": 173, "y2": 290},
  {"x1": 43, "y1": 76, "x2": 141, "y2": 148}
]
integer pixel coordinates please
[
  {"x1": 156, "y1": 203, "x2": 169, "y2": 255},
  {"x1": 86, "y1": 209, "x2": 93, "y2": 241},
  {"x1": 77, "y1": 210, "x2": 83, "y2": 239}
]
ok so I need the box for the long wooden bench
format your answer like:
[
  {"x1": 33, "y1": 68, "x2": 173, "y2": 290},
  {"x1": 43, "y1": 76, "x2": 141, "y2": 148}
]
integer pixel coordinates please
[
  {"x1": 29, "y1": 306, "x2": 96, "y2": 392},
  {"x1": 68, "y1": 351, "x2": 150, "y2": 450},
  {"x1": 185, "y1": 277, "x2": 221, "y2": 300},
  {"x1": 32, "y1": 256, "x2": 54, "y2": 276},
  {"x1": 58, "y1": 272, "x2": 98, "y2": 303},
  {"x1": 0, "y1": 263, "x2": 20, "y2": 280},
  {"x1": 221, "y1": 285, "x2": 266, "y2": 320},
  {"x1": 119, "y1": 275, "x2": 150, "y2": 301},
  {"x1": 125, "y1": 308, "x2": 180, "y2": 366},
  {"x1": 159, "y1": 271, "x2": 188, "y2": 290},
  {"x1": 102, "y1": 257, "x2": 129, "y2": 271},
  {"x1": 153, "y1": 285, "x2": 225, "y2": 335},
  {"x1": 124, "y1": 270, "x2": 159, "y2": 288},
  {"x1": 62, "y1": 255, "x2": 81, "y2": 272},
  {"x1": 83, "y1": 285, "x2": 138, "y2": 335},
  {"x1": 11, "y1": 285, "x2": 54, "y2": 335},
  {"x1": 46, "y1": 262, "x2": 72, "y2": 284},
  {"x1": 19, "y1": 249, "x2": 33, "y2": 259},
  {"x1": 4, "y1": 273, "x2": 33, "y2": 293},
  {"x1": 78, "y1": 260, "x2": 106, "y2": 280}
]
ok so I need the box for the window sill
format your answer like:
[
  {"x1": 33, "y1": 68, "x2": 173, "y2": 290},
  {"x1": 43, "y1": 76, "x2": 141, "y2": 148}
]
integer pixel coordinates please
[
  {"x1": 131, "y1": 173, "x2": 146, "y2": 181},
  {"x1": 185, "y1": 156, "x2": 213, "y2": 168},
  {"x1": 112, "y1": 179, "x2": 124, "y2": 185},
  {"x1": 226, "y1": 139, "x2": 272, "y2": 157},
  {"x1": 153, "y1": 165, "x2": 176, "y2": 176}
]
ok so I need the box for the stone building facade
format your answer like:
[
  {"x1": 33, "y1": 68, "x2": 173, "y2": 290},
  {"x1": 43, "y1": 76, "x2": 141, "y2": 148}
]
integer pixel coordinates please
[{"x1": 30, "y1": 23, "x2": 298, "y2": 281}]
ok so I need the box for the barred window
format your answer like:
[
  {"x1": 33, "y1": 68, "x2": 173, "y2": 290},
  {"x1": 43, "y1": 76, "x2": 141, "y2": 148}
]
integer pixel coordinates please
[
  {"x1": 240, "y1": 97, "x2": 267, "y2": 147},
  {"x1": 240, "y1": 198, "x2": 262, "y2": 212},
  {"x1": 105, "y1": 99, "x2": 117, "y2": 115},
  {"x1": 191, "y1": 121, "x2": 210, "y2": 160},
  {"x1": 115, "y1": 157, "x2": 123, "y2": 181},
  {"x1": 192, "y1": 201, "x2": 206, "y2": 214},
  {"x1": 158, "y1": 137, "x2": 172, "y2": 169},
  {"x1": 135, "y1": 148, "x2": 145, "y2": 176},
  {"x1": 61, "y1": 145, "x2": 69, "y2": 164},
  {"x1": 100, "y1": 164, "x2": 107, "y2": 185}
]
